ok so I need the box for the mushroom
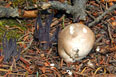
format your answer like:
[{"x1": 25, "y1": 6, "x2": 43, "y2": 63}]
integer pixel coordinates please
[{"x1": 58, "y1": 23, "x2": 95, "y2": 62}]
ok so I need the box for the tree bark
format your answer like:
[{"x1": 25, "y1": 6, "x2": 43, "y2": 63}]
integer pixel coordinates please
[
  {"x1": 39, "y1": 0, "x2": 88, "y2": 21},
  {"x1": 0, "y1": 7, "x2": 19, "y2": 17},
  {"x1": 72, "y1": 0, "x2": 88, "y2": 21}
]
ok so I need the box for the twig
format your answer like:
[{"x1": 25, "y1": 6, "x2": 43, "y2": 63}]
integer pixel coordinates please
[
  {"x1": 38, "y1": 0, "x2": 88, "y2": 21},
  {"x1": 107, "y1": 23, "x2": 114, "y2": 44},
  {"x1": 74, "y1": 72, "x2": 88, "y2": 76},
  {"x1": 86, "y1": 11, "x2": 95, "y2": 20},
  {"x1": 21, "y1": 38, "x2": 33, "y2": 54},
  {"x1": 0, "y1": 6, "x2": 19, "y2": 17},
  {"x1": 88, "y1": 4, "x2": 116, "y2": 27},
  {"x1": 18, "y1": 32, "x2": 33, "y2": 41},
  {"x1": 109, "y1": 60, "x2": 116, "y2": 63}
]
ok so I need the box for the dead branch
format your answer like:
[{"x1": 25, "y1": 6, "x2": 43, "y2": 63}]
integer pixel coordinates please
[
  {"x1": 0, "y1": 6, "x2": 19, "y2": 17},
  {"x1": 88, "y1": 4, "x2": 116, "y2": 27},
  {"x1": 0, "y1": 6, "x2": 38, "y2": 18},
  {"x1": 38, "y1": 0, "x2": 88, "y2": 21}
]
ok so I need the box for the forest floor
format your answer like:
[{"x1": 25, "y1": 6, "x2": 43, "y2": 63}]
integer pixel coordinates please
[{"x1": 0, "y1": 0, "x2": 116, "y2": 77}]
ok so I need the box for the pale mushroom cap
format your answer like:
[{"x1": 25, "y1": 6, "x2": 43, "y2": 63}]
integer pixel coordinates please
[{"x1": 58, "y1": 23, "x2": 95, "y2": 62}]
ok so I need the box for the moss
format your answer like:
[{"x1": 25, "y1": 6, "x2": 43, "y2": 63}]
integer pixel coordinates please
[
  {"x1": 12, "y1": 0, "x2": 25, "y2": 7},
  {"x1": 0, "y1": 19, "x2": 26, "y2": 42},
  {"x1": 12, "y1": 0, "x2": 36, "y2": 7}
]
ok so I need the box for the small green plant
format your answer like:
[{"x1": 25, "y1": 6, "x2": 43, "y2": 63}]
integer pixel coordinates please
[{"x1": 62, "y1": 15, "x2": 65, "y2": 29}]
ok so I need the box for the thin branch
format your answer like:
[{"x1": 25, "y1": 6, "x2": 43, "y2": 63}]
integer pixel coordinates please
[
  {"x1": 21, "y1": 38, "x2": 33, "y2": 54},
  {"x1": 0, "y1": 6, "x2": 19, "y2": 17},
  {"x1": 39, "y1": 1, "x2": 73, "y2": 14},
  {"x1": 39, "y1": 0, "x2": 88, "y2": 21},
  {"x1": 88, "y1": 4, "x2": 116, "y2": 27}
]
